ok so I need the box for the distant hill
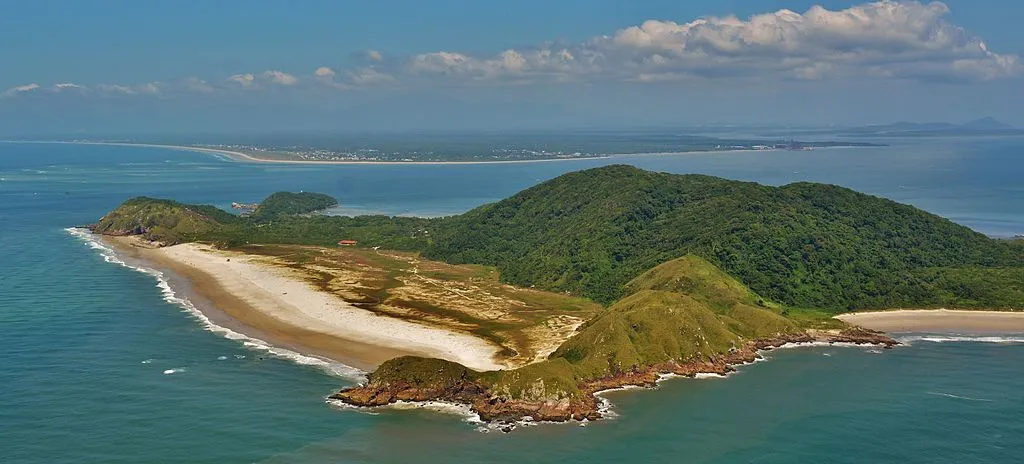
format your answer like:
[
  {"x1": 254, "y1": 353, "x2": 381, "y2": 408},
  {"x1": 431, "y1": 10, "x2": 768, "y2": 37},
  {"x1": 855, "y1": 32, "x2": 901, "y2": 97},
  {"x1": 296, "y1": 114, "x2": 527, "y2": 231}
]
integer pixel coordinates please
[
  {"x1": 961, "y1": 117, "x2": 1014, "y2": 131},
  {"x1": 758, "y1": 117, "x2": 1020, "y2": 138}
]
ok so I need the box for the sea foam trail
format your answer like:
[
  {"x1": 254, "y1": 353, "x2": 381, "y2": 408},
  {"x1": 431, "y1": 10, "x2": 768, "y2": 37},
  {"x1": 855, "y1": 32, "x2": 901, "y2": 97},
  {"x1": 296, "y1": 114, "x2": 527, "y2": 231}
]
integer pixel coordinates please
[{"x1": 66, "y1": 228, "x2": 366, "y2": 382}]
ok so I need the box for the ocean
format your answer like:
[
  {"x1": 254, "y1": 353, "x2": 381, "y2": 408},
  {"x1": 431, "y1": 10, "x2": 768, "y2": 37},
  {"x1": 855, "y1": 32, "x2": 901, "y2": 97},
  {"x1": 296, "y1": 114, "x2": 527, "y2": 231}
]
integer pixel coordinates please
[{"x1": 1, "y1": 138, "x2": 1022, "y2": 463}]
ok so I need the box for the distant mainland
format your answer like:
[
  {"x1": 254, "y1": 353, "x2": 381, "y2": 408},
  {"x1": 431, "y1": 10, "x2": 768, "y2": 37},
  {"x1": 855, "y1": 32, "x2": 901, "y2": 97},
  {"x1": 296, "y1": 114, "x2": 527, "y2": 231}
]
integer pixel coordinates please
[
  {"x1": 4, "y1": 131, "x2": 882, "y2": 164},
  {"x1": 83, "y1": 165, "x2": 1024, "y2": 427}
]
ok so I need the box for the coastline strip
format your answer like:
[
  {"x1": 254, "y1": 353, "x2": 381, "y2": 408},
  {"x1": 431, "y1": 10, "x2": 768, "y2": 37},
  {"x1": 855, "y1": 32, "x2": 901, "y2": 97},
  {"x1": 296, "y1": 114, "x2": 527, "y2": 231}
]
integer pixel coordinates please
[
  {"x1": 835, "y1": 309, "x2": 1024, "y2": 333},
  {"x1": 0, "y1": 140, "x2": 850, "y2": 166},
  {"x1": 102, "y1": 237, "x2": 506, "y2": 372}
]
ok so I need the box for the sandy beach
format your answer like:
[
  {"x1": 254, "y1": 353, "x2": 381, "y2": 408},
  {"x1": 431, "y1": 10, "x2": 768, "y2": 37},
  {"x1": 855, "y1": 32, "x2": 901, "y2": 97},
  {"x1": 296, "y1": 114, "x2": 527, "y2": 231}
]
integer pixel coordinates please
[
  {"x1": 105, "y1": 237, "x2": 506, "y2": 371},
  {"x1": 837, "y1": 309, "x2": 1024, "y2": 333}
]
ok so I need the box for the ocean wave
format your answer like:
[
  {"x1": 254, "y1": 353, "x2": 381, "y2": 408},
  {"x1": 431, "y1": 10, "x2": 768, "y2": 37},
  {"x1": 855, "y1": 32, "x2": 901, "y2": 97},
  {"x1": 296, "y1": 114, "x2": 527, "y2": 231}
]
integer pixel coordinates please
[
  {"x1": 896, "y1": 334, "x2": 1024, "y2": 345},
  {"x1": 66, "y1": 228, "x2": 366, "y2": 382},
  {"x1": 926, "y1": 391, "x2": 995, "y2": 402}
]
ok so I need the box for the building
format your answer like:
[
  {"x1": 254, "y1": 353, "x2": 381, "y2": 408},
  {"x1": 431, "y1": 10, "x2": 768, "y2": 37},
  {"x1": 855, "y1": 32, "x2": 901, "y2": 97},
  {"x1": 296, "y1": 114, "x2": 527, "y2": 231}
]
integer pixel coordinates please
[{"x1": 337, "y1": 240, "x2": 358, "y2": 246}]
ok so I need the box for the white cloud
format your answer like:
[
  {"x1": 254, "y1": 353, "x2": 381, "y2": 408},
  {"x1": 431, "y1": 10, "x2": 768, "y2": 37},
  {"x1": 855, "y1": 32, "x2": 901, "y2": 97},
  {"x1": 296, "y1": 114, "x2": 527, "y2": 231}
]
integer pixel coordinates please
[
  {"x1": 405, "y1": 1, "x2": 1020, "y2": 83},
  {"x1": 227, "y1": 73, "x2": 256, "y2": 87},
  {"x1": 262, "y1": 70, "x2": 298, "y2": 86},
  {"x1": 315, "y1": 66, "x2": 336, "y2": 78},
  {"x1": 1, "y1": 83, "x2": 40, "y2": 98},
  {"x1": 138, "y1": 82, "x2": 161, "y2": 95},
  {"x1": 52, "y1": 83, "x2": 86, "y2": 92},
  {"x1": 8, "y1": 0, "x2": 1019, "y2": 102}
]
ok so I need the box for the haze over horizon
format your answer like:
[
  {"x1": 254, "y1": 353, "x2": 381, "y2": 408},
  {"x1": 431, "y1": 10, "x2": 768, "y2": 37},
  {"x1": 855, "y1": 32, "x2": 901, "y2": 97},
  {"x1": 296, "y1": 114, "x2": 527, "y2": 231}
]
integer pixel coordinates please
[{"x1": 3, "y1": 0, "x2": 1022, "y2": 135}]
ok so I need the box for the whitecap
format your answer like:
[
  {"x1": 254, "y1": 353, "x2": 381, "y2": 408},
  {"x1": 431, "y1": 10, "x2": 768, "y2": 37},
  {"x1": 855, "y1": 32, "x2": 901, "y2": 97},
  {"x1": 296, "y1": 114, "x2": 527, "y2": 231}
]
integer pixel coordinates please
[
  {"x1": 926, "y1": 391, "x2": 995, "y2": 402},
  {"x1": 163, "y1": 368, "x2": 185, "y2": 375},
  {"x1": 217, "y1": 356, "x2": 228, "y2": 360},
  {"x1": 141, "y1": 359, "x2": 153, "y2": 364},
  {"x1": 66, "y1": 228, "x2": 367, "y2": 382}
]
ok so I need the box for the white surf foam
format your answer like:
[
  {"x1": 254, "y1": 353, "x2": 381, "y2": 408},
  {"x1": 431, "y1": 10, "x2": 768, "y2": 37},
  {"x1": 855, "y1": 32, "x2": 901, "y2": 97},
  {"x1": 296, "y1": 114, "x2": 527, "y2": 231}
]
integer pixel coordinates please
[
  {"x1": 897, "y1": 334, "x2": 1024, "y2": 345},
  {"x1": 67, "y1": 228, "x2": 367, "y2": 382}
]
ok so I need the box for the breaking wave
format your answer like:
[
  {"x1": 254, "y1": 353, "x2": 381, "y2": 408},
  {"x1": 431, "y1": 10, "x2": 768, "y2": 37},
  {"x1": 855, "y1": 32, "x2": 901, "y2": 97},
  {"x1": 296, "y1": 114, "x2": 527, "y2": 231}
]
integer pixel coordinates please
[
  {"x1": 66, "y1": 228, "x2": 366, "y2": 382},
  {"x1": 897, "y1": 334, "x2": 1024, "y2": 345}
]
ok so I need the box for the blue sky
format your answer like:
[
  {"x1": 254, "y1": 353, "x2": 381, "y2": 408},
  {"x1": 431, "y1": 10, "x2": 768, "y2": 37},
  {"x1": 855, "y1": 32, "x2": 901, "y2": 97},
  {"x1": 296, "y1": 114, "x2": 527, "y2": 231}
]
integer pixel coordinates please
[{"x1": 2, "y1": 1, "x2": 1022, "y2": 134}]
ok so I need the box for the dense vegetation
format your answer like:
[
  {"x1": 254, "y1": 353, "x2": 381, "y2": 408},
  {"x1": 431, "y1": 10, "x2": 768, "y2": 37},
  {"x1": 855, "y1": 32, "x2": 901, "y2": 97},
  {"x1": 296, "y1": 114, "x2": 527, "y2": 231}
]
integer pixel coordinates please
[
  {"x1": 89, "y1": 197, "x2": 237, "y2": 244},
  {"x1": 422, "y1": 165, "x2": 1024, "y2": 311},
  {"x1": 96, "y1": 165, "x2": 1024, "y2": 312},
  {"x1": 250, "y1": 192, "x2": 338, "y2": 221}
]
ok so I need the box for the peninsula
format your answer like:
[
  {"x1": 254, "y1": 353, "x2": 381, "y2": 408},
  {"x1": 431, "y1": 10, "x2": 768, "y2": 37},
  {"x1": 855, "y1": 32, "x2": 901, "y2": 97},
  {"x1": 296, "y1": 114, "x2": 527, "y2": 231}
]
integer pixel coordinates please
[{"x1": 86, "y1": 165, "x2": 1024, "y2": 424}]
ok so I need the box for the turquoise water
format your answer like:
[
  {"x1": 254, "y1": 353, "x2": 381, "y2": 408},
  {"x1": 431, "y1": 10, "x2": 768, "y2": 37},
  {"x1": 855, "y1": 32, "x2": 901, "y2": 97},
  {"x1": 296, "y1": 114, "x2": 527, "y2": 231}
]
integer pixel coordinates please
[{"x1": 1, "y1": 140, "x2": 1023, "y2": 463}]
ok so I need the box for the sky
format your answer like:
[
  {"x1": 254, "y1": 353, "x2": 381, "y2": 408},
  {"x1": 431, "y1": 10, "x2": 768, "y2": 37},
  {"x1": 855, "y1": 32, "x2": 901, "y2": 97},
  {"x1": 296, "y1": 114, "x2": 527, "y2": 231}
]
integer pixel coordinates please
[{"x1": 1, "y1": 0, "x2": 1022, "y2": 135}]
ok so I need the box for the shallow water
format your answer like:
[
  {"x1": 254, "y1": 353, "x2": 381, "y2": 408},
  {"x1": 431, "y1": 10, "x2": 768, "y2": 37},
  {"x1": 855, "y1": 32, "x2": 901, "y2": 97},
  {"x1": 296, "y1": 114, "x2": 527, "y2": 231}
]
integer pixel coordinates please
[{"x1": 1, "y1": 139, "x2": 1022, "y2": 463}]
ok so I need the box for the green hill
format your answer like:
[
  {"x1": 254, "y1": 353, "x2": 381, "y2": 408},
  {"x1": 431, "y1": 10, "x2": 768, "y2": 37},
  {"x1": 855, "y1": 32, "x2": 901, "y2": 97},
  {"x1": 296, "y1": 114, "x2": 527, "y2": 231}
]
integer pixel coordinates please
[
  {"x1": 335, "y1": 255, "x2": 824, "y2": 416},
  {"x1": 90, "y1": 197, "x2": 236, "y2": 244},
  {"x1": 250, "y1": 192, "x2": 338, "y2": 221},
  {"x1": 422, "y1": 165, "x2": 1023, "y2": 311}
]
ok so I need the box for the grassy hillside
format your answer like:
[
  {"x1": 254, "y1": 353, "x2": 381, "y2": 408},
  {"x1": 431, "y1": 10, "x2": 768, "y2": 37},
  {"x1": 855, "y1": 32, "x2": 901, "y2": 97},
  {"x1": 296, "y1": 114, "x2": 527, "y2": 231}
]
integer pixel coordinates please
[{"x1": 360, "y1": 255, "x2": 805, "y2": 403}]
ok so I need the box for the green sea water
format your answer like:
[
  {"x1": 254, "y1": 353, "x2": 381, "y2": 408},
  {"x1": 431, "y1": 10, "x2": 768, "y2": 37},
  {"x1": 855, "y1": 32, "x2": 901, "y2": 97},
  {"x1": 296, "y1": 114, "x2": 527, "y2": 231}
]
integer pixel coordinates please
[{"x1": 1, "y1": 139, "x2": 1023, "y2": 463}]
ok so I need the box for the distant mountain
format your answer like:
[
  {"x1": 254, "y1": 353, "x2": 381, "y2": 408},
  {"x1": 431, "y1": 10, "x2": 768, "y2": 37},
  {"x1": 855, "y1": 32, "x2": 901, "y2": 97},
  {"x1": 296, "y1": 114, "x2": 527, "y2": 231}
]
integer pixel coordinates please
[
  {"x1": 961, "y1": 117, "x2": 1015, "y2": 131},
  {"x1": 758, "y1": 117, "x2": 1020, "y2": 138}
]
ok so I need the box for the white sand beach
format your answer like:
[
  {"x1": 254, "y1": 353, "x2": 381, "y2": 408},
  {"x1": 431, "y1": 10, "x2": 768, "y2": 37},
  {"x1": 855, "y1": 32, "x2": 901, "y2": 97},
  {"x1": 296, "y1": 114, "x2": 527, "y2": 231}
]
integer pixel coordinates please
[
  {"x1": 109, "y1": 239, "x2": 506, "y2": 371},
  {"x1": 837, "y1": 309, "x2": 1024, "y2": 333}
]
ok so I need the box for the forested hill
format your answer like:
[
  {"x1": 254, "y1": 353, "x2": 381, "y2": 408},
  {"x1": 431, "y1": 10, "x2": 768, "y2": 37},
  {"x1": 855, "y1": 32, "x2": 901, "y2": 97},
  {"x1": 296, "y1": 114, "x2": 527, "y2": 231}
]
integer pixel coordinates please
[{"x1": 422, "y1": 165, "x2": 1024, "y2": 310}]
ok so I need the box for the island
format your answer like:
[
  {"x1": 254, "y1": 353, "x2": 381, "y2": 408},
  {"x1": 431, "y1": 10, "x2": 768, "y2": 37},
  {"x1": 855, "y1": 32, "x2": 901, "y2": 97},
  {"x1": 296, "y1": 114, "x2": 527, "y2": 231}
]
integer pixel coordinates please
[{"x1": 84, "y1": 165, "x2": 1024, "y2": 426}]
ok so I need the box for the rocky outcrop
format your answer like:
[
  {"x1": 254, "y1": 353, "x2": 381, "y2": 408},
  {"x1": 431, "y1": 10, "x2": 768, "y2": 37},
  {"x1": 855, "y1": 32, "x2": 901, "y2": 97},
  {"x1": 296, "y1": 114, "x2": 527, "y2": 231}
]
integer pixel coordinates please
[{"x1": 329, "y1": 328, "x2": 897, "y2": 426}]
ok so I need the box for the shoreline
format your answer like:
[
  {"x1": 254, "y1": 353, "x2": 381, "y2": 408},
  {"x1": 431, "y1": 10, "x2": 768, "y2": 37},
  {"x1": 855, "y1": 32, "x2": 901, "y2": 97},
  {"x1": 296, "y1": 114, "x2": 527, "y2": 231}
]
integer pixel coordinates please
[
  {"x1": 835, "y1": 309, "x2": 1024, "y2": 333},
  {"x1": 99, "y1": 236, "x2": 506, "y2": 372},
  {"x1": 330, "y1": 329, "x2": 898, "y2": 426},
  {"x1": 1, "y1": 139, "x2": 859, "y2": 166}
]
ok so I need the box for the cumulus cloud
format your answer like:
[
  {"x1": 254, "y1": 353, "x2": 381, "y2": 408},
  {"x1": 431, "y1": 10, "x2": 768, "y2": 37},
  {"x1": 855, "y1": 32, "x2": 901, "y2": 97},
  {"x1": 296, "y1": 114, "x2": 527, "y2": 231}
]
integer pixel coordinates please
[
  {"x1": 406, "y1": 0, "x2": 1020, "y2": 83},
  {"x1": 262, "y1": 70, "x2": 299, "y2": 86},
  {"x1": 315, "y1": 66, "x2": 336, "y2": 78},
  {"x1": 227, "y1": 73, "x2": 256, "y2": 87},
  {"x1": 8, "y1": 1, "x2": 1019, "y2": 102},
  {"x1": 1, "y1": 83, "x2": 41, "y2": 98}
]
